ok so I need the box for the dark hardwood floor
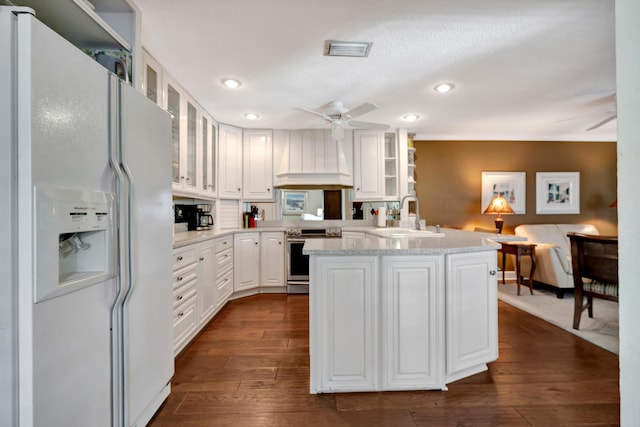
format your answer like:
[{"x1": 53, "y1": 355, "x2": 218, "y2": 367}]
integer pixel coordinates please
[{"x1": 149, "y1": 293, "x2": 620, "y2": 426}]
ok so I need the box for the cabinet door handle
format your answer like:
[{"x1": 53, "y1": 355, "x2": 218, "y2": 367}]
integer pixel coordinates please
[
  {"x1": 255, "y1": 242, "x2": 259, "y2": 245},
  {"x1": 178, "y1": 312, "x2": 184, "y2": 318},
  {"x1": 177, "y1": 256, "x2": 183, "y2": 261},
  {"x1": 177, "y1": 276, "x2": 183, "y2": 282},
  {"x1": 489, "y1": 270, "x2": 497, "y2": 276},
  {"x1": 177, "y1": 295, "x2": 183, "y2": 301},
  {"x1": 278, "y1": 241, "x2": 282, "y2": 245},
  {"x1": 199, "y1": 256, "x2": 205, "y2": 261}
]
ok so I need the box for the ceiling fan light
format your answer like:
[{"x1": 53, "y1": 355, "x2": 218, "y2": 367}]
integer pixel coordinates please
[
  {"x1": 221, "y1": 78, "x2": 241, "y2": 89},
  {"x1": 434, "y1": 83, "x2": 455, "y2": 93},
  {"x1": 244, "y1": 113, "x2": 259, "y2": 120},
  {"x1": 403, "y1": 114, "x2": 419, "y2": 122}
]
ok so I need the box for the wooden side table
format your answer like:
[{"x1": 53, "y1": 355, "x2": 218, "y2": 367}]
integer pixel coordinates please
[{"x1": 498, "y1": 242, "x2": 537, "y2": 295}]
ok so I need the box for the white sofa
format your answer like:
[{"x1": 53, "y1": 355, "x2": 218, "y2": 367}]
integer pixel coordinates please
[{"x1": 513, "y1": 224, "x2": 599, "y2": 298}]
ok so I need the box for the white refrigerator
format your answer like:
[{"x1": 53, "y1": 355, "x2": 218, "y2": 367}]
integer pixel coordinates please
[{"x1": 0, "y1": 7, "x2": 174, "y2": 427}]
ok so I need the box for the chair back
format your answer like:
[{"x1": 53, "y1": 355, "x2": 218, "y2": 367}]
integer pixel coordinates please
[{"x1": 567, "y1": 232, "x2": 619, "y2": 286}]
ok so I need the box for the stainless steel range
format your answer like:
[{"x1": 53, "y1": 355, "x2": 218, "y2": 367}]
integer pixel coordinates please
[{"x1": 286, "y1": 227, "x2": 342, "y2": 293}]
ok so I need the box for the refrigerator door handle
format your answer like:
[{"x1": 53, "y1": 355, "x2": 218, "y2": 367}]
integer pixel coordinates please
[{"x1": 108, "y1": 74, "x2": 128, "y2": 427}]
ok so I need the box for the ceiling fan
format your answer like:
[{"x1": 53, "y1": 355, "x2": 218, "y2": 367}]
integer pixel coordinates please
[
  {"x1": 558, "y1": 93, "x2": 617, "y2": 131},
  {"x1": 297, "y1": 100, "x2": 390, "y2": 140}
]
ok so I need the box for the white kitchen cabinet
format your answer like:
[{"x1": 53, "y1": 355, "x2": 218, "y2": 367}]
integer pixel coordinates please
[
  {"x1": 214, "y1": 236, "x2": 234, "y2": 308},
  {"x1": 260, "y1": 232, "x2": 285, "y2": 287},
  {"x1": 384, "y1": 132, "x2": 399, "y2": 200},
  {"x1": 243, "y1": 130, "x2": 273, "y2": 201},
  {"x1": 199, "y1": 114, "x2": 217, "y2": 198},
  {"x1": 310, "y1": 256, "x2": 379, "y2": 393},
  {"x1": 142, "y1": 50, "x2": 163, "y2": 106},
  {"x1": 234, "y1": 232, "x2": 260, "y2": 291},
  {"x1": 172, "y1": 247, "x2": 198, "y2": 355},
  {"x1": 353, "y1": 130, "x2": 385, "y2": 201},
  {"x1": 196, "y1": 241, "x2": 216, "y2": 326},
  {"x1": 381, "y1": 256, "x2": 444, "y2": 390},
  {"x1": 166, "y1": 77, "x2": 199, "y2": 196},
  {"x1": 445, "y1": 251, "x2": 499, "y2": 383},
  {"x1": 218, "y1": 124, "x2": 243, "y2": 199}
]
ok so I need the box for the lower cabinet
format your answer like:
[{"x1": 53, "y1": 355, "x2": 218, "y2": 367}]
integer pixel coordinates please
[
  {"x1": 445, "y1": 251, "x2": 498, "y2": 383},
  {"x1": 172, "y1": 247, "x2": 198, "y2": 355},
  {"x1": 234, "y1": 232, "x2": 260, "y2": 292},
  {"x1": 381, "y1": 256, "x2": 444, "y2": 390},
  {"x1": 311, "y1": 256, "x2": 379, "y2": 392},
  {"x1": 310, "y1": 251, "x2": 498, "y2": 393},
  {"x1": 196, "y1": 241, "x2": 216, "y2": 325},
  {"x1": 214, "y1": 236, "x2": 234, "y2": 308},
  {"x1": 172, "y1": 235, "x2": 234, "y2": 356},
  {"x1": 260, "y1": 232, "x2": 285, "y2": 287}
]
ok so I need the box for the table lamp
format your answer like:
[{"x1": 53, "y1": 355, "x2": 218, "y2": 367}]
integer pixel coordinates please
[{"x1": 483, "y1": 195, "x2": 514, "y2": 234}]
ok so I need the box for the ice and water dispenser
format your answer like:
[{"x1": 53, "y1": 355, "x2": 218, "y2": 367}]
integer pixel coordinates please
[{"x1": 35, "y1": 186, "x2": 116, "y2": 302}]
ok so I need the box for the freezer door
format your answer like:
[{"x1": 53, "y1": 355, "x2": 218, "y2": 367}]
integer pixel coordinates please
[
  {"x1": 118, "y1": 81, "x2": 174, "y2": 426},
  {"x1": 20, "y1": 12, "x2": 114, "y2": 427}
]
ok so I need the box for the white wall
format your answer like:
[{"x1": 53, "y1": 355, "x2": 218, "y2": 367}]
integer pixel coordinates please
[{"x1": 616, "y1": 0, "x2": 640, "y2": 424}]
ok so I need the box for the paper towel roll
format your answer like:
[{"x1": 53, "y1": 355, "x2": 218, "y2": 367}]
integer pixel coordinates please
[{"x1": 377, "y1": 207, "x2": 387, "y2": 227}]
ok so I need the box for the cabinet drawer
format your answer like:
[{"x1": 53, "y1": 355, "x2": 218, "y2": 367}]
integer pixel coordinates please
[
  {"x1": 214, "y1": 236, "x2": 233, "y2": 253},
  {"x1": 215, "y1": 247, "x2": 233, "y2": 277},
  {"x1": 217, "y1": 268, "x2": 233, "y2": 305},
  {"x1": 173, "y1": 294, "x2": 197, "y2": 355},
  {"x1": 173, "y1": 247, "x2": 197, "y2": 270},
  {"x1": 173, "y1": 282, "x2": 197, "y2": 310},
  {"x1": 173, "y1": 263, "x2": 197, "y2": 290}
]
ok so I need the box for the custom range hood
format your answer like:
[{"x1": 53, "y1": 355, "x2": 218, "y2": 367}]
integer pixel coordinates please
[{"x1": 273, "y1": 129, "x2": 353, "y2": 187}]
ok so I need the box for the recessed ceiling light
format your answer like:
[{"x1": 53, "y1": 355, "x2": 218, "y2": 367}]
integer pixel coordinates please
[
  {"x1": 244, "y1": 113, "x2": 259, "y2": 120},
  {"x1": 434, "y1": 83, "x2": 455, "y2": 93},
  {"x1": 403, "y1": 114, "x2": 420, "y2": 122},
  {"x1": 221, "y1": 78, "x2": 241, "y2": 89}
]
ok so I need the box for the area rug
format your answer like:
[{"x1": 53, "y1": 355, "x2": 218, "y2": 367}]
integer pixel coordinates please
[{"x1": 497, "y1": 282, "x2": 619, "y2": 354}]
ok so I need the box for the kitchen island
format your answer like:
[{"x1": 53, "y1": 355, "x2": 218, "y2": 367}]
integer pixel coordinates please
[{"x1": 304, "y1": 228, "x2": 512, "y2": 393}]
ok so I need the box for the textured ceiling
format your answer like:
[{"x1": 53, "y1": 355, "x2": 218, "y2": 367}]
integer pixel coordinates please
[{"x1": 135, "y1": 0, "x2": 616, "y2": 141}]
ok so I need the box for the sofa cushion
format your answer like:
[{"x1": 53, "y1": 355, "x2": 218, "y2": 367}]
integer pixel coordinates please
[{"x1": 514, "y1": 224, "x2": 599, "y2": 274}]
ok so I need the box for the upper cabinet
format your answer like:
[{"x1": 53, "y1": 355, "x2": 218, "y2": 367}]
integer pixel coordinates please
[
  {"x1": 353, "y1": 130, "x2": 399, "y2": 201},
  {"x1": 200, "y1": 114, "x2": 217, "y2": 198},
  {"x1": 218, "y1": 124, "x2": 243, "y2": 199},
  {"x1": 353, "y1": 130, "x2": 386, "y2": 201},
  {"x1": 273, "y1": 129, "x2": 353, "y2": 187},
  {"x1": 19, "y1": 0, "x2": 141, "y2": 87},
  {"x1": 243, "y1": 130, "x2": 273, "y2": 201}
]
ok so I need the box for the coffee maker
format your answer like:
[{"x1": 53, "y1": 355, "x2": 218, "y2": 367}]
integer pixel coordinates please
[
  {"x1": 195, "y1": 204, "x2": 213, "y2": 230},
  {"x1": 174, "y1": 204, "x2": 213, "y2": 231}
]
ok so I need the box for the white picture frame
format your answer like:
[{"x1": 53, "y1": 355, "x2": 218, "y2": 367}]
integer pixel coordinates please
[
  {"x1": 481, "y1": 171, "x2": 526, "y2": 214},
  {"x1": 536, "y1": 172, "x2": 580, "y2": 214},
  {"x1": 283, "y1": 191, "x2": 308, "y2": 214}
]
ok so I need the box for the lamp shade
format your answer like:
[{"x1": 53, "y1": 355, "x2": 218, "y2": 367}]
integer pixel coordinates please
[
  {"x1": 483, "y1": 195, "x2": 514, "y2": 234},
  {"x1": 483, "y1": 195, "x2": 515, "y2": 216}
]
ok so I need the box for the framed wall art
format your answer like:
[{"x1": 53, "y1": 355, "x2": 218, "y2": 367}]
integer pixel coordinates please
[
  {"x1": 283, "y1": 191, "x2": 308, "y2": 214},
  {"x1": 481, "y1": 171, "x2": 526, "y2": 214},
  {"x1": 536, "y1": 172, "x2": 580, "y2": 214}
]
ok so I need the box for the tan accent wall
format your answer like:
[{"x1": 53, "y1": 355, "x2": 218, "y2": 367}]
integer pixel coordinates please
[{"x1": 413, "y1": 140, "x2": 618, "y2": 236}]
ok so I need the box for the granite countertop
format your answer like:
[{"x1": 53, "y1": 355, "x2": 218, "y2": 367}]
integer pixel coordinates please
[
  {"x1": 303, "y1": 228, "x2": 525, "y2": 255},
  {"x1": 173, "y1": 227, "x2": 285, "y2": 248}
]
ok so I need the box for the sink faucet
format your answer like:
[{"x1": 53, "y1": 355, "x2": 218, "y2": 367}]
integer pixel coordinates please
[{"x1": 401, "y1": 194, "x2": 421, "y2": 230}]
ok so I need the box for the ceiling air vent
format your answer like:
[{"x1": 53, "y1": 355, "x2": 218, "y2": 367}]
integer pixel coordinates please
[{"x1": 324, "y1": 40, "x2": 372, "y2": 57}]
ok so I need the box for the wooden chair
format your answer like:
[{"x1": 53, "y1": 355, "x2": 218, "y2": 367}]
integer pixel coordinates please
[{"x1": 567, "y1": 232, "x2": 618, "y2": 330}]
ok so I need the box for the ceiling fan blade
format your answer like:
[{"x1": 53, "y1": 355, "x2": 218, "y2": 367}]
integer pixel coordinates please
[
  {"x1": 348, "y1": 120, "x2": 389, "y2": 130},
  {"x1": 296, "y1": 106, "x2": 330, "y2": 120},
  {"x1": 344, "y1": 102, "x2": 377, "y2": 119},
  {"x1": 586, "y1": 114, "x2": 617, "y2": 131}
]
